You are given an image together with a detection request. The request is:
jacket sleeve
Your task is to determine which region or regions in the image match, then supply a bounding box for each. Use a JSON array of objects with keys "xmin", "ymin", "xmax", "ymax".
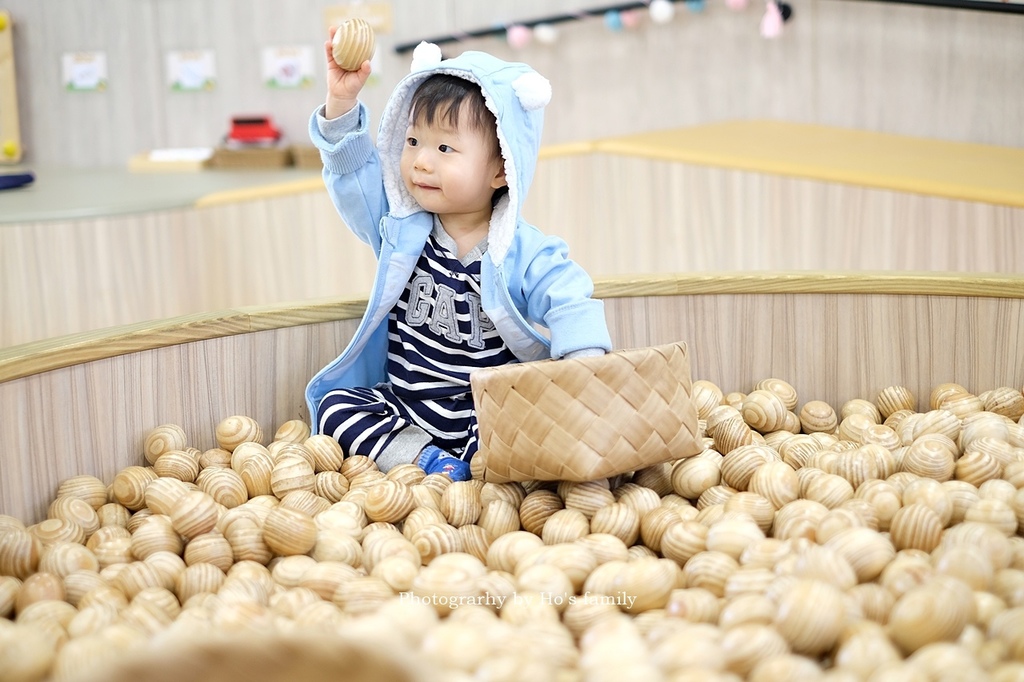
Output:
[
  {"xmin": 309, "ymin": 103, "xmax": 388, "ymax": 255},
  {"xmin": 520, "ymin": 234, "xmax": 613, "ymax": 358}
]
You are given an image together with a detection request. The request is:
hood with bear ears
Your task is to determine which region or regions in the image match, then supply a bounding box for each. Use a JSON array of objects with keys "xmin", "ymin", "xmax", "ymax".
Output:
[{"xmin": 376, "ymin": 42, "xmax": 551, "ymax": 265}]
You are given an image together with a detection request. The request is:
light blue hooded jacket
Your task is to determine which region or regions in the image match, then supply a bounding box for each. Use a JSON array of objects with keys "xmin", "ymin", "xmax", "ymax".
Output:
[{"xmin": 304, "ymin": 47, "xmax": 612, "ymax": 431}]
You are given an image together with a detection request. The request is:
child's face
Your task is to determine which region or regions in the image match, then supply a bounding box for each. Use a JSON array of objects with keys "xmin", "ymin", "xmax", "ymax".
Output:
[{"xmin": 400, "ymin": 104, "xmax": 507, "ymax": 225}]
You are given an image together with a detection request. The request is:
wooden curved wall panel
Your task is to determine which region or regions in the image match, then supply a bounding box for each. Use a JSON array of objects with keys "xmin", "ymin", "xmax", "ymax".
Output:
[
  {"xmin": 2, "ymin": 274, "xmax": 1023, "ymax": 523},
  {"xmin": 4, "ymin": 156, "xmax": 1023, "ymax": 349},
  {"xmin": 526, "ymin": 155, "xmax": 1024, "ymax": 276}
]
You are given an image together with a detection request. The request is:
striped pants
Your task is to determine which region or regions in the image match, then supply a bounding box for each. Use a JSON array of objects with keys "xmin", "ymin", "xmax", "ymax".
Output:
[{"xmin": 316, "ymin": 385, "xmax": 479, "ymax": 467}]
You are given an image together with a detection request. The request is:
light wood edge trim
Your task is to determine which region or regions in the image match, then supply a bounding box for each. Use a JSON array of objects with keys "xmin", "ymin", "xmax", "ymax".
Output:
[
  {"xmin": 194, "ymin": 177, "xmax": 326, "ymax": 208},
  {"xmin": 537, "ymin": 141, "xmax": 598, "ymax": 160},
  {"xmin": 591, "ymin": 141, "xmax": 1024, "ymax": 209},
  {"xmin": 0, "ymin": 299, "xmax": 368, "ymax": 384},
  {"xmin": 593, "ymin": 272, "xmax": 1024, "ymax": 299},
  {"xmin": 3, "ymin": 272, "xmax": 1024, "ymax": 384}
]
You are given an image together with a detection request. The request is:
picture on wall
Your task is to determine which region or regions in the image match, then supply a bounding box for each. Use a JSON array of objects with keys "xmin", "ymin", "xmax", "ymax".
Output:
[
  {"xmin": 261, "ymin": 46, "xmax": 315, "ymax": 89},
  {"xmin": 61, "ymin": 51, "xmax": 107, "ymax": 92},
  {"xmin": 166, "ymin": 50, "xmax": 217, "ymax": 91}
]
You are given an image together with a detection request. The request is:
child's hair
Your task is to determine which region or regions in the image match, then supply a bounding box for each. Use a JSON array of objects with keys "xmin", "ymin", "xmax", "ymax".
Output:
[{"xmin": 410, "ymin": 74, "xmax": 498, "ymax": 150}]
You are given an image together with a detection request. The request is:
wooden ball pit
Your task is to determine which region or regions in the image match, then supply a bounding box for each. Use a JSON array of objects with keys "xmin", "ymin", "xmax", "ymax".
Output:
[{"xmin": 1, "ymin": 272, "xmax": 1024, "ymax": 681}]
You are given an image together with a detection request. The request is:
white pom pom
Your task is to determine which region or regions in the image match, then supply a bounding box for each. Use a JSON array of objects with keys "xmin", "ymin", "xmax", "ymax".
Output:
[
  {"xmin": 511, "ymin": 72, "xmax": 551, "ymax": 111},
  {"xmin": 650, "ymin": 0, "xmax": 676, "ymax": 23},
  {"xmin": 410, "ymin": 42, "xmax": 443, "ymax": 72}
]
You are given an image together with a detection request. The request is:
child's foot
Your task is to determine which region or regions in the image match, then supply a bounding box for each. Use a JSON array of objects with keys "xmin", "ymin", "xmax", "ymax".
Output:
[{"xmin": 417, "ymin": 445, "xmax": 472, "ymax": 481}]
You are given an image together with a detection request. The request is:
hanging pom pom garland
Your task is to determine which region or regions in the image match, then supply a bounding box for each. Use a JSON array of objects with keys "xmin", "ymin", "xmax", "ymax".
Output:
[
  {"xmin": 649, "ymin": 0, "xmax": 676, "ymax": 24},
  {"xmin": 533, "ymin": 23, "xmax": 559, "ymax": 44},
  {"xmin": 393, "ymin": 0, "xmax": 797, "ymax": 55},
  {"xmin": 759, "ymin": 0, "xmax": 793, "ymax": 38},
  {"xmin": 760, "ymin": 0, "xmax": 782, "ymax": 37},
  {"xmin": 604, "ymin": 10, "xmax": 625, "ymax": 32},
  {"xmin": 506, "ymin": 24, "xmax": 532, "ymax": 49},
  {"xmin": 620, "ymin": 9, "xmax": 644, "ymax": 28}
]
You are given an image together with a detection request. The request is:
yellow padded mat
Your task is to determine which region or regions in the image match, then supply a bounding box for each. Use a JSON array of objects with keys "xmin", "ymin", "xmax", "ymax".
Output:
[{"xmin": 593, "ymin": 120, "xmax": 1024, "ymax": 208}]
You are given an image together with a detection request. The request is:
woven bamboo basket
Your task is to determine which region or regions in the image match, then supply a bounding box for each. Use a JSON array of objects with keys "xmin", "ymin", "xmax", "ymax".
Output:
[{"xmin": 470, "ymin": 342, "xmax": 702, "ymax": 483}]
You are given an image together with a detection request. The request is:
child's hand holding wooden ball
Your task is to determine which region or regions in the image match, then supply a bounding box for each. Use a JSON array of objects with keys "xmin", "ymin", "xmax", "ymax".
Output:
[{"xmin": 332, "ymin": 18, "xmax": 375, "ymax": 71}]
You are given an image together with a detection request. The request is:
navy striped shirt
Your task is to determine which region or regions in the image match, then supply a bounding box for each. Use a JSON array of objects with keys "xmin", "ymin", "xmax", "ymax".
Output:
[{"xmin": 386, "ymin": 221, "xmax": 517, "ymax": 429}]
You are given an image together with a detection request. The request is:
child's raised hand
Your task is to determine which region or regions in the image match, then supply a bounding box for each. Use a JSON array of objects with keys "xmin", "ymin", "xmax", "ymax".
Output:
[{"xmin": 324, "ymin": 26, "xmax": 372, "ymax": 119}]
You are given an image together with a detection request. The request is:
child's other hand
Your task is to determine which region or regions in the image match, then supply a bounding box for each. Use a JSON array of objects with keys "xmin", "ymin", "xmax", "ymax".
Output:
[{"xmin": 324, "ymin": 25, "xmax": 372, "ymax": 119}]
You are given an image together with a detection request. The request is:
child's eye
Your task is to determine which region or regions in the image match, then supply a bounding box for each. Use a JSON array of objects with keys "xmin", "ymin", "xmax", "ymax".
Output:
[
  {"xmin": 438, "ymin": 144, "xmax": 452, "ymax": 153},
  {"xmin": 407, "ymin": 137, "xmax": 418, "ymax": 147}
]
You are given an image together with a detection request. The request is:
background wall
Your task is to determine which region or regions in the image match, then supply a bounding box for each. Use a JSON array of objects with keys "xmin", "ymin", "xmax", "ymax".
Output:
[{"xmin": 2, "ymin": 0, "xmax": 1023, "ymax": 169}]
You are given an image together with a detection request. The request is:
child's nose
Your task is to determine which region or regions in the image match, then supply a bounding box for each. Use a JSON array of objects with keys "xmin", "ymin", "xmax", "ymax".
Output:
[{"xmin": 413, "ymin": 148, "xmax": 432, "ymax": 171}]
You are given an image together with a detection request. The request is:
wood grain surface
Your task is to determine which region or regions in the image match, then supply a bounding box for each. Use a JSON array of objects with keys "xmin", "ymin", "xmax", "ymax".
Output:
[{"xmin": 3, "ymin": 273, "xmax": 1024, "ymax": 522}]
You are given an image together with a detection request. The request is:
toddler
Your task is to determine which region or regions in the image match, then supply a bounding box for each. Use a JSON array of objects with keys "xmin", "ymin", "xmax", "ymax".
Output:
[{"xmin": 304, "ymin": 34, "xmax": 611, "ymax": 481}]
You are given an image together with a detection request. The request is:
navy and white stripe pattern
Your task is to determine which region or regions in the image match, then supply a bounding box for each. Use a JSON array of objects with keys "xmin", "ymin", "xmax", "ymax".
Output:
[{"xmin": 318, "ymin": 223, "xmax": 516, "ymax": 462}]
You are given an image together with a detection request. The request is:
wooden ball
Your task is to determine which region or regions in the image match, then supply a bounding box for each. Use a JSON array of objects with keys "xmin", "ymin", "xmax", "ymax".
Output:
[
  {"xmin": 130, "ymin": 515, "xmax": 183, "ymax": 560},
  {"xmin": 263, "ymin": 507, "xmax": 317, "ymax": 556},
  {"xmin": 175, "ymin": 562, "xmax": 227, "ymax": 604},
  {"xmin": 169, "ymin": 489, "xmax": 221, "ymax": 540},
  {"xmin": 520, "ymin": 489, "xmax": 569, "ymax": 536},
  {"xmin": 889, "ymin": 503, "xmax": 944, "ymax": 553},
  {"xmin": 477, "ymin": 499, "xmax": 521, "ymax": 540},
  {"xmin": 486, "ymin": 531, "xmax": 544, "ymax": 574},
  {"xmin": 772, "ymin": 578, "xmax": 847, "ymax": 655},
  {"xmin": 216, "ymin": 415, "xmax": 264, "ymax": 452},
  {"xmin": 671, "ymin": 456, "xmax": 722, "ymax": 500},
  {"xmin": 15, "ymin": 572, "xmax": 65, "ymax": 615},
  {"xmin": 691, "ymin": 380, "xmax": 724, "ymax": 420},
  {"xmin": 562, "ymin": 481, "xmax": 615, "ymax": 520},
  {"xmin": 939, "ymin": 391, "xmax": 984, "ymax": 420},
  {"xmin": 363, "ymin": 480, "xmax": 416, "ymax": 524},
  {"xmin": 270, "ymin": 454, "xmax": 316, "ymax": 499},
  {"xmin": 47, "ymin": 496, "xmax": 101, "ymax": 539},
  {"xmin": 340, "ymin": 454, "xmax": 378, "ymax": 480},
  {"xmin": 825, "ymin": 527, "xmax": 896, "ymax": 582},
  {"xmin": 754, "ymin": 377, "xmax": 799, "ymax": 412},
  {"xmin": 144, "ymin": 476, "xmax": 191, "ymax": 516},
  {"xmin": 984, "ymin": 386, "xmax": 1024, "ymax": 420},
  {"xmin": 332, "ymin": 18, "xmax": 375, "ymax": 71},
  {"xmin": 741, "ymin": 390, "xmax": 790, "ymax": 434},
  {"xmin": 143, "ymin": 423, "xmax": 188, "ymax": 465},
  {"xmin": 877, "ymin": 385, "xmax": 916, "ymax": 418},
  {"xmin": 196, "ymin": 467, "xmax": 248, "ymax": 509},
  {"xmin": 273, "ymin": 419, "xmax": 311, "ymax": 444},
  {"xmin": 0, "ymin": 529, "xmax": 41, "ymax": 579},
  {"xmin": 54, "ymin": 475, "xmax": 109, "ymax": 510},
  {"xmin": 440, "ymin": 481, "xmax": 483, "ymax": 527},
  {"xmin": 412, "ymin": 523, "xmax": 463, "ymax": 564},
  {"xmin": 612, "ymin": 482, "xmax": 661, "ymax": 518},
  {"xmin": 903, "ymin": 437, "xmax": 956, "ymax": 482},
  {"xmin": 713, "ymin": 417, "xmax": 756, "ymax": 455},
  {"xmin": 799, "ymin": 400, "xmax": 838, "ymax": 434},
  {"xmin": 111, "ymin": 465, "xmax": 159, "ymax": 511},
  {"xmin": 153, "ymin": 449, "xmax": 201, "ymax": 483},
  {"xmin": 887, "ymin": 577, "xmax": 974, "ymax": 654}
]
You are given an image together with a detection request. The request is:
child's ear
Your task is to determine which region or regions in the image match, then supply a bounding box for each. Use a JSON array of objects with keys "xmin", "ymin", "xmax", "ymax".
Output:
[{"xmin": 491, "ymin": 161, "xmax": 507, "ymax": 189}]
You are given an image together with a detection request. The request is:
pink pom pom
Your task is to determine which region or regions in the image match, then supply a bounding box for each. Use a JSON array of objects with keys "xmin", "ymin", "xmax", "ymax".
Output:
[
  {"xmin": 620, "ymin": 9, "xmax": 643, "ymax": 28},
  {"xmin": 725, "ymin": 0, "xmax": 749, "ymax": 10},
  {"xmin": 760, "ymin": 1, "xmax": 783, "ymax": 38},
  {"xmin": 506, "ymin": 24, "xmax": 532, "ymax": 49}
]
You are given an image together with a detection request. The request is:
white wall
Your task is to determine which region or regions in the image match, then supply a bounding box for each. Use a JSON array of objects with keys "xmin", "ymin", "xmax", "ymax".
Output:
[{"xmin": 3, "ymin": 0, "xmax": 1023, "ymax": 168}]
